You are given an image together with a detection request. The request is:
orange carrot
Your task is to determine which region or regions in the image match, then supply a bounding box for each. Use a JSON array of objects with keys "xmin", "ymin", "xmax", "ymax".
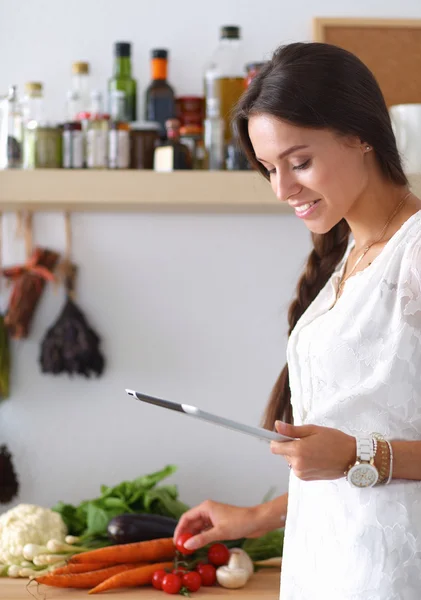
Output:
[
  {"xmin": 35, "ymin": 564, "xmax": 138, "ymax": 588},
  {"xmin": 88, "ymin": 561, "xmax": 174, "ymax": 594},
  {"xmin": 69, "ymin": 537, "xmax": 176, "ymax": 565},
  {"xmin": 51, "ymin": 563, "xmax": 113, "ymax": 575}
]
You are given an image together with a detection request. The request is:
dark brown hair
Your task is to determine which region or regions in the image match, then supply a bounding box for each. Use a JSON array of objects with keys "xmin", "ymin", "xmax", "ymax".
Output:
[{"xmin": 232, "ymin": 42, "xmax": 408, "ymax": 428}]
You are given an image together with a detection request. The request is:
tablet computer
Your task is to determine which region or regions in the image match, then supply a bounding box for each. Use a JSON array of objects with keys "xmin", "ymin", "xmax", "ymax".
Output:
[{"xmin": 125, "ymin": 389, "xmax": 293, "ymax": 444}]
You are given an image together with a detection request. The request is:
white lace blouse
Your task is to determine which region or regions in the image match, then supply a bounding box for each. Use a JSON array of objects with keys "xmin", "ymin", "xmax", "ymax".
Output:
[{"xmin": 280, "ymin": 210, "xmax": 421, "ymax": 599}]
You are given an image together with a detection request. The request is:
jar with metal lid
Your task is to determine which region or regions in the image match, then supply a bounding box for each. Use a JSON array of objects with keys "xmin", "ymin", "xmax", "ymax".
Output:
[
  {"xmin": 23, "ymin": 121, "xmax": 62, "ymax": 169},
  {"xmin": 130, "ymin": 121, "xmax": 160, "ymax": 169}
]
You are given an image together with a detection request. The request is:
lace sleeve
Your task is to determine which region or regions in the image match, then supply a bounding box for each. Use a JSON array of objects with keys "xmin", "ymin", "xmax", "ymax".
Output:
[{"xmin": 397, "ymin": 234, "xmax": 421, "ymax": 320}]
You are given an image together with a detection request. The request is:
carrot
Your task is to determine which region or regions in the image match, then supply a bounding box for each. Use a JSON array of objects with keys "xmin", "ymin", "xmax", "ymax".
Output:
[
  {"xmin": 35, "ymin": 564, "xmax": 139, "ymax": 588},
  {"xmin": 69, "ymin": 537, "xmax": 176, "ymax": 565},
  {"xmin": 51, "ymin": 563, "xmax": 113, "ymax": 575},
  {"xmin": 88, "ymin": 561, "xmax": 173, "ymax": 594}
]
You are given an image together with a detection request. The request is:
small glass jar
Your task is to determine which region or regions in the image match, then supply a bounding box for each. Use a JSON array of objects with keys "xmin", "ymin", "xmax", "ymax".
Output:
[
  {"xmin": 62, "ymin": 121, "xmax": 84, "ymax": 168},
  {"xmin": 23, "ymin": 121, "xmax": 62, "ymax": 169},
  {"xmin": 130, "ymin": 121, "xmax": 160, "ymax": 169}
]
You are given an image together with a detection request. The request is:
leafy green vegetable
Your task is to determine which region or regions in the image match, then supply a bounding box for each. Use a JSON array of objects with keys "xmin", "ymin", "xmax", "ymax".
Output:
[
  {"xmin": 52, "ymin": 465, "xmax": 188, "ymax": 542},
  {"xmin": 242, "ymin": 529, "xmax": 284, "ymax": 561}
]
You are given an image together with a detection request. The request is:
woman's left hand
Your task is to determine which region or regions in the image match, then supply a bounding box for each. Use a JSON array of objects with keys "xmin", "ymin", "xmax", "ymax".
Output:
[{"xmin": 271, "ymin": 421, "xmax": 356, "ymax": 481}]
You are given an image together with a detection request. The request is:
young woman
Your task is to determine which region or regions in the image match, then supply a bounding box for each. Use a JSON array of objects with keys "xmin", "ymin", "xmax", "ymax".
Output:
[{"xmin": 174, "ymin": 42, "xmax": 421, "ymax": 598}]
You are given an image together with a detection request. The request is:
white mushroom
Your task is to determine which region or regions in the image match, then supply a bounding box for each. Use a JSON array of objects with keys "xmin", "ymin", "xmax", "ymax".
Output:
[
  {"xmin": 228, "ymin": 548, "xmax": 254, "ymax": 577},
  {"xmin": 216, "ymin": 550, "xmax": 254, "ymax": 589}
]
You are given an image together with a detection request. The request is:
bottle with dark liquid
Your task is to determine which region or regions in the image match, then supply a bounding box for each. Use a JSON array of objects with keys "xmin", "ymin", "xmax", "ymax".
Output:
[
  {"xmin": 145, "ymin": 49, "xmax": 175, "ymax": 138},
  {"xmin": 153, "ymin": 118, "xmax": 192, "ymax": 171}
]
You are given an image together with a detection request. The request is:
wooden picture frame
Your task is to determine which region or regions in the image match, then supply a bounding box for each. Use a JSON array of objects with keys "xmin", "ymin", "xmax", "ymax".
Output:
[{"xmin": 313, "ymin": 18, "xmax": 421, "ymax": 107}]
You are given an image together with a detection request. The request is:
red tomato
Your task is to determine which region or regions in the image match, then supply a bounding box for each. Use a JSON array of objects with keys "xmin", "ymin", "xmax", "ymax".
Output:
[
  {"xmin": 182, "ymin": 571, "xmax": 202, "ymax": 592},
  {"xmin": 152, "ymin": 569, "xmax": 167, "ymax": 590},
  {"xmin": 162, "ymin": 573, "xmax": 182, "ymax": 594},
  {"xmin": 175, "ymin": 532, "xmax": 195, "ymax": 555},
  {"xmin": 196, "ymin": 563, "xmax": 216, "ymax": 586},
  {"xmin": 207, "ymin": 543, "xmax": 230, "ymax": 566}
]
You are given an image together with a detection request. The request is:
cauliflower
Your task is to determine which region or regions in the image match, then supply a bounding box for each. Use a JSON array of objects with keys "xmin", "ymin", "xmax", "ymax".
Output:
[{"xmin": 0, "ymin": 504, "xmax": 67, "ymax": 565}]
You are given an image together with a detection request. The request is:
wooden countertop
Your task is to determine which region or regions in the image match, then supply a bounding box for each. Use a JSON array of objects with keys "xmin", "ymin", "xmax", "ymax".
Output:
[{"xmin": 0, "ymin": 563, "xmax": 281, "ymax": 599}]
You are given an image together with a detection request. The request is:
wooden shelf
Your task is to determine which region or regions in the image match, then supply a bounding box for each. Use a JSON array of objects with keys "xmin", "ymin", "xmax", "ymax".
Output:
[
  {"xmin": 1, "ymin": 170, "xmax": 420, "ymax": 213},
  {"xmin": 0, "ymin": 170, "xmax": 285, "ymax": 213}
]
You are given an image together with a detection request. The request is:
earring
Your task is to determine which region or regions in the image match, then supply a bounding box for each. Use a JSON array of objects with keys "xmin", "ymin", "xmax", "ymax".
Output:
[{"xmin": 365, "ymin": 145, "xmax": 372, "ymax": 152}]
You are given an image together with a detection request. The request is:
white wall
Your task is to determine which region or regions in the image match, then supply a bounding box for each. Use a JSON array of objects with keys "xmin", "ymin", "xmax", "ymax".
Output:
[{"xmin": 1, "ymin": 0, "xmax": 421, "ymax": 516}]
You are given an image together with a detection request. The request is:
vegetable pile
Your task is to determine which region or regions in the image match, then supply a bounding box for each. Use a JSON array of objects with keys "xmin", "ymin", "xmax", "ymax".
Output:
[{"xmin": 0, "ymin": 463, "xmax": 284, "ymax": 595}]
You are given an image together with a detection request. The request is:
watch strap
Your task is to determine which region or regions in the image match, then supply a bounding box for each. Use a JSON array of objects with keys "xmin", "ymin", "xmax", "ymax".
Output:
[{"xmin": 357, "ymin": 437, "xmax": 373, "ymax": 462}]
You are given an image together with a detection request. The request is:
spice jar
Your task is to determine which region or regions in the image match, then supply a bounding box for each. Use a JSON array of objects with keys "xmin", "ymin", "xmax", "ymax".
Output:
[
  {"xmin": 23, "ymin": 121, "xmax": 62, "ymax": 169},
  {"xmin": 62, "ymin": 121, "xmax": 84, "ymax": 168},
  {"xmin": 86, "ymin": 115, "xmax": 109, "ymax": 169},
  {"xmin": 130, "ymin": 121, "xmax": 160, "ymax": 169},
  {"xmin": 176, "ymin": 96, "xmax": 204, "ymax": 127}
]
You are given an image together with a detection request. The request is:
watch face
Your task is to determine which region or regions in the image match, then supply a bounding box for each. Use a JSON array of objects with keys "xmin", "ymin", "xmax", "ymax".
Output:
[{"xmin": 349, "ymin": 464, "xmax": 378, "ymax": 488}]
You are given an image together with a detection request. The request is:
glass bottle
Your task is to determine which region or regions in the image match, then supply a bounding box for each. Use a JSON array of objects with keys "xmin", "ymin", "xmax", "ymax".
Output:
[
  {"xmin": 204, "ymin": 26, "xmax": 245, "ymax": 144},
  {"xmin": 22, "ymin": 82, "xmax": 44, "ymax": 124},
  {"xmin": 66, "ymin": 62, "xmax": 90, "ymax": 120},
  {"xmin": 86, "ymin": 115, "xmax": 109, "ymax": 169},
  {"xmin": 108, "ymin": 89, "xmax": 130, "ymax": 169},
  {"xmin": 0, "ymin": 85, "xmax": 23, "ymax": 169},
  {"xmin": 108, "ymin": 42, "xmax": 137, "ymax": 122},
  {"xmin": 145, "ymin": 49, "xmax": 175, "ymax": 139},
  {"xmin": 153, "ymin": 118, "xmax": 192, "ymax": 171},
  {"xmin": 204, "ymin": 98, "xmax": 224, "ymax": 170}
]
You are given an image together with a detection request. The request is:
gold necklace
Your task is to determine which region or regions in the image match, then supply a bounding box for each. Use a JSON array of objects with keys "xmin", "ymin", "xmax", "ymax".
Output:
[{"xmin": 337, "ymin": 190, "xmax": 411, "ymax": 299}]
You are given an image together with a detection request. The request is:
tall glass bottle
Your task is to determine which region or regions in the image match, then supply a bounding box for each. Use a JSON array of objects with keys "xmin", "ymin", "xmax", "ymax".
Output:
[
  {"xmin": 0, "ymin": 85, "xmax": 23, "ymax": 169},
  {"xmin": 145, "ymin": 49, "xmax": 175, "ymax": 139},
  {"xmin": 205, "ymin": 26, "xmax": 245, "ymax": 144},
  {"xmin": 204, "ymin": 98, "xmax": 224, "ymax": 170},
  {"xmin": 108, "ymin": 42, "xmax": 137, "ymax": 122},
  {"xmin": 22, "ymin": 82, "xmax": 44, "ymax": 124},
  {"xmin": 66, "ymin": 62, "xmax": 90, "ymax": 121}
]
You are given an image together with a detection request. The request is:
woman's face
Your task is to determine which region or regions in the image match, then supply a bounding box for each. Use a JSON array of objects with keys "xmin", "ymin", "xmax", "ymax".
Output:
[{"xmin": 248, "ymin": 114, "xmax": 370, "ymax": 234}]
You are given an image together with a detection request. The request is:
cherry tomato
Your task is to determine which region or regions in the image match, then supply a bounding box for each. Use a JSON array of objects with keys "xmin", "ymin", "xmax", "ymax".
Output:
[
  {"xmin": 175, "ymin": 532, "xmax": 195, "ymax": 555},
  {"xmin": 162, "ymin": 573, "xmax": 182, "ymax": 594},
  {"xmin": 182, "ymin": 571, "xmax": 202, "ymax": 592},
  {"xmin": 152, "ymin": 569, "xmax": 167, "ymax": 590},
  {"xmin": 207, "ymin": 543, "xmax": 230, "ymax": 566},
  {"xmin": 196, "ymin": 563, "xmax": 216, "ymax": 586}
]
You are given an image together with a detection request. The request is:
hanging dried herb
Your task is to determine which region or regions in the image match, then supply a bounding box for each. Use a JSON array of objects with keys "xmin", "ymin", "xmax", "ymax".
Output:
[
  {"xmin": 0, "ymin": 445, "xmax": 19, "ymax": 504},
  {"xmin": 0, "ymin": 314, "xmax": 10, "ymax": 399},
  {"xmin": 3, "ymin": 247, "xmax": 59, "ymax": 339},
  {"xmin": 39, "ymin": 262, "xmax": 105, "ymax": 377}
]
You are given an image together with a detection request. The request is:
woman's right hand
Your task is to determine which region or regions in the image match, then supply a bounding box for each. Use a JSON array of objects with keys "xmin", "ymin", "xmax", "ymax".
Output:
[{"xmin": 173, "ymin": 500, "xmax": 268, "ymax": 552}]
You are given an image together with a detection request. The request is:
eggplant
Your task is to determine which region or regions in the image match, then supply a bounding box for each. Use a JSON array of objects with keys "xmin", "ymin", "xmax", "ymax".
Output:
[{"xmin": 107, "ymin": 513, "xmax": 178, "ymax": 544}]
